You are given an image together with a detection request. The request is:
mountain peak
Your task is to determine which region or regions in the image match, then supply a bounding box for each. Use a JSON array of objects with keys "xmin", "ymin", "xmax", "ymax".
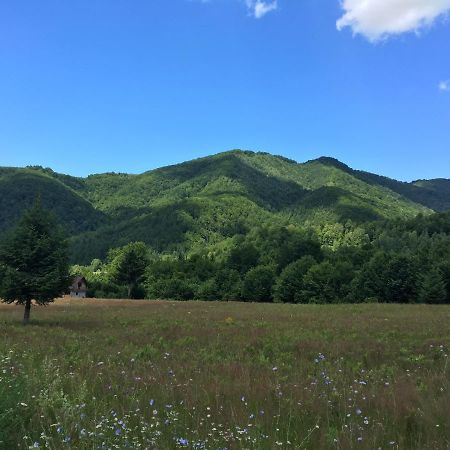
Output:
[{"xmin": 313, "ymin": 157, "xmax": 352, "ymax": 172}]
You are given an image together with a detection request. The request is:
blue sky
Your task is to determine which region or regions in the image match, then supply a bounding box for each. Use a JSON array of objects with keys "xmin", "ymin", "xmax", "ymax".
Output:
[{"xmin": 0, "ymin": 0, "xmax": 449, "ymax": 181}]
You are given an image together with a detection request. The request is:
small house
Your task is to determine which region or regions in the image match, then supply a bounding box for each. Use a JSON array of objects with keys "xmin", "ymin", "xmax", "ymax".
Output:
[{"xmin": 70, "ymin": 276, "xmax": 88, "ymax": 298}]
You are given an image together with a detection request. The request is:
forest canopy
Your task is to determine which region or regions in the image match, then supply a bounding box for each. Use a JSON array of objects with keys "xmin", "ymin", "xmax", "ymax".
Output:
[{"xmin": 71, "ymin": 213, "xmax": 450, "ymax": 304}]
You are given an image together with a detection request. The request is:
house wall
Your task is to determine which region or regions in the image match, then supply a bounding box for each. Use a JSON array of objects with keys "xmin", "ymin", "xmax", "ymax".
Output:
[{"xmin": 70, "ymin": 291, "xmax": 87, "ymax": 298}]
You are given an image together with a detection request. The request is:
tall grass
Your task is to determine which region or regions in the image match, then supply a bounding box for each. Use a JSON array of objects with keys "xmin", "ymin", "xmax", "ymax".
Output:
[{"xmin": 0, "ymin": 299, "xmax": 449, "ymax": 449}]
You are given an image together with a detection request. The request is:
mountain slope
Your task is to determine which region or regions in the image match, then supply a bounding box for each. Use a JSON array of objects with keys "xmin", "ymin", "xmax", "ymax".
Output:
[
  {"xmin": 0, "ymin": 167, "xmax": 108, "ymax": 236},
  {"xmin": 0, "ymin": 151, "xmax": 448, "ymax": 263}
]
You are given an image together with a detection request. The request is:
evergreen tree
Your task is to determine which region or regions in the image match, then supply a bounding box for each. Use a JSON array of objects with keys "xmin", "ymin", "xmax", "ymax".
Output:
[
  {"xmin": 417, "ymin": 267, "xmax": 447, "ymax": 304},
  {"xmin": 108, "ymin": 242, "xmax": 149, "ymax": 298},
  {"xmin": 0, "ymin": 201, "xmax": 69, "ymax": 324}
]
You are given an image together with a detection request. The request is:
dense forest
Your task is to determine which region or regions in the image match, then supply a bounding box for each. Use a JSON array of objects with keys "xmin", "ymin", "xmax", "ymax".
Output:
[
  {"xmin": 1, "ymin": 150, "xmax": 450, "ymax": 304},
  {"xmin": 71, "ymin": 212, "xmax": 450, "ymax": 303}
]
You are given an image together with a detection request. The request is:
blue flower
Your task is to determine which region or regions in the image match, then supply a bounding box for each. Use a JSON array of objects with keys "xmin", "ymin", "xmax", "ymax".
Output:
[
  {"xmin": 149, "ymin": 399, "xmax": 155, "ymax": 406},
  {"xmin": 176, "ymin": 437, "xmax": 189, "ymax": 446},
  {"xmin": 115, "ymin": 428, "xmax": 122, "ymax": 436}
]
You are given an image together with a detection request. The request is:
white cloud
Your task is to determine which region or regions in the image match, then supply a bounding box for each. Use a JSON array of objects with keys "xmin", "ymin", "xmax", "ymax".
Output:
[
  {"xmin": 337, "ymin": 0, "xmax": 450, "ymax": 41},
  {"xmin": 246, "ymin": 0, "xmax": 277, "ymax": 19},
  {"xmin": 439, "ymin": 80, "xmax": 450, "ymax": 91}
]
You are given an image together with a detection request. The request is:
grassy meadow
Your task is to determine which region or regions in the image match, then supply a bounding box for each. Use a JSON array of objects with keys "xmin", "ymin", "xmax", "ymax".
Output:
[{"xmin": 0, "ymin": 299, "xmax": 449, "ymax": 450}]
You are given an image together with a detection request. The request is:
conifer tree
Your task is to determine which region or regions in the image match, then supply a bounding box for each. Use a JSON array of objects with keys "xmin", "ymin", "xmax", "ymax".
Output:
[
  {"xmin": 108, "ymin": 242, "xmax": 149, "ymax": 298},
  {"xmin": 417, "ymin": 267, "xmax": 447, "ymax": 304},
  {"xmin": 0, "ymin": 201, "xmax": 69, "ymax": 324}
]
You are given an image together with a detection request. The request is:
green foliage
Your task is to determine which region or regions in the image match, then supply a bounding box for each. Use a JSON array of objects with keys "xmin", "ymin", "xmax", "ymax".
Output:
[
  {"xmin": 108, "ymin": 242, "xmax": 150, "ymax": 298},
  {"xmin": 0, "ymin": 354, "xmax": 30, "ymax": 448},
  {"xmin": 70, "ymin": 210, "xmax": 450, "ymax": 305},
  {"xmin": 0, "ymin": 202, "xmax": 69, "ymax": 312},
  {"xmin": 241, "ymin": 265, "xmax": 276, "ymax": 302},
  {"xmin": 418, "ymin": 268, "xmax": 447, "ymax": 304},
  {"xmin": 1, "ymin": 151, "xmax": 448, "ymax": 264},
  {"xmin": 227, "ymin": 240, "xmax": 260, "ymax": 274},
  {"xmin": 299, "ymin": 260, "xmax": 354, "ymax": 304},
  {"xmin": 3, "ymin": 151, "xmax": 448, "ymax": 305},
  {"xmin": 274, "ymin": 256, "xmax": 317, "ymax": 303}
]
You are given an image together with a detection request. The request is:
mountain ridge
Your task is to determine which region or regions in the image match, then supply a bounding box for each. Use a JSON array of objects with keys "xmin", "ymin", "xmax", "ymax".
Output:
[{"xmin": 1, "ymin": 150, "xmax": 449, "ymax": 263}]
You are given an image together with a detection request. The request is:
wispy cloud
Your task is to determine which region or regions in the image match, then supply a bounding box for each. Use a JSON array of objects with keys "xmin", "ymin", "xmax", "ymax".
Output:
[
  {"xmin": 246, "ymin": 0, "xmax": 277, "ymax": 19},
  {"xmin": 439, "ymin": 80, "xmax": 450, "ymax": 92},
  {"xmin": 337, "ymin": 0, "xmax": 450, "ymax": 42}
]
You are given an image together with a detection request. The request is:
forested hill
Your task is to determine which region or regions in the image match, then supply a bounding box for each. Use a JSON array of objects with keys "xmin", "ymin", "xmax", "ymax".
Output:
[{"xmin": 1, "ymin": 150, "xmax": 449, "ymax": 263}]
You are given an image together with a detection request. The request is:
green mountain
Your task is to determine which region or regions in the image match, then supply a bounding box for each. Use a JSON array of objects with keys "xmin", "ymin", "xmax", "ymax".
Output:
[{"xmin": 1, "ymin": 150, "xmax": 448, "ymax": 263}]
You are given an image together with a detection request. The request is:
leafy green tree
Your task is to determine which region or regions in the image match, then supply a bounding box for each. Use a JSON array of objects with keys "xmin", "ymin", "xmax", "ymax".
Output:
[
  {"xmin": 254, "ymin": 226, "xmax": 322, "ymax": 272},
  {"xmin": 383, "ymin": 256, "xmax": 418, "ymax": 303},
  {"xmin": 108, "ymin": 242, "xmax": 149, "ymax": 298},
  {"xmin": 227, "ymin": 240, "xmax": 260, "ymax": 274},
  {"xmin": 351, "ymin": 253, "xmax": 418, "ymax": 303},
  {"xmin": 90, "ymin": 258, "xmax": 103, "ymax": 272},
  {"xmin": 274, "ymin": 256, "xmax": 316, "ymax": 303},
  {"xmin": 417, "ymin": 267, "xmax": 447, "ymax": 304},
  {"xmin": 214, "ymin": 268, "xmax": 242, "ymax": 301},
  {"xmin": 299, "ymin": 260, "xmax": 354, "ymax": 304},
  {"xmin": 241, "ymin": 265, "xmax": 276, "ymax": 302},
  {"xmin": 0, "ymin": 201, "xmax": 69, "ymax": 324}
]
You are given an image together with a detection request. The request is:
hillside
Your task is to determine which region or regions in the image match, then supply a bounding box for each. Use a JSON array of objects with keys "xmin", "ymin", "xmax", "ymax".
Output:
[{"xmin": 0, "ymin": 151, "xmax": 448, "ymax": 263}]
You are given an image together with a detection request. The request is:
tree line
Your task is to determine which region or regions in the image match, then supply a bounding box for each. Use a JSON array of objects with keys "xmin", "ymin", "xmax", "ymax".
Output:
[
  {"xmin": 72, "ymin": 213, "xmax": 450, "ymax": 304},
  {"xmin": 1, "ymin": 202, "xmax": 450, "ymax": 325}
]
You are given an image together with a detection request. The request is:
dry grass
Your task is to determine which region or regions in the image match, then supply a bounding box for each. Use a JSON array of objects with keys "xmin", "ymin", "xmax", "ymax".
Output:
[{"xmin": 0, "ymin": 299, "xmax": 449, "ymax": 449}]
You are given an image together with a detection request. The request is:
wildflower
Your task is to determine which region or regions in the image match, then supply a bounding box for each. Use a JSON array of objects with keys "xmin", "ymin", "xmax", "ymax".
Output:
[
  {"xmin": 149, "ymin": 399, "xmax": 155, "ymax": 406},
  {"xmin": 176, "ymin": 437, "xmax": 189, "ymax": 446},
  {"xmin": 272, "ymin": 366, "xmax": 278, "ymax": 371},
  {"xmin": 32, "ymin": 443, "xmax": 40, "ymax": 448},
  {"xmin": 114, "ymin": 428, "xmax": 122, "ymax": 436},
  {"xmin": 356, "ymin": 408, "xmax": 362, "ymax": 415},
  {"xmin": 357, "ymin": 437, "xmax": 363, "ymax": 442}
]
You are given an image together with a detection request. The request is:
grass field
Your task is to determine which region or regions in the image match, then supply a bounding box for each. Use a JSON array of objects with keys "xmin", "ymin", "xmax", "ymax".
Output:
[{"xmin": 0, "ymin": 299, "xmax": 449, "ymax": 450}]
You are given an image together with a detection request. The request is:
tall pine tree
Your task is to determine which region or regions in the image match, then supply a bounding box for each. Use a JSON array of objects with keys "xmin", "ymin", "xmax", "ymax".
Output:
[
  {"xmin": 417, "ymin": 267, "xmax": 447, "ymax": 304},
  {"xmin": 0, "ymin": 200, "xmax": 69, "ymax": 324}
]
